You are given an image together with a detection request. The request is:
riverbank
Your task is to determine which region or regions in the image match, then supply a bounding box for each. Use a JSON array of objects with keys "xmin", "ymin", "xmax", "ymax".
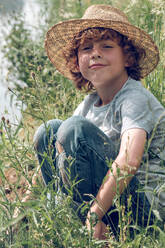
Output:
[{"xmin": 0, "ymin": 0, "xmax": 44, "ymax": 124}]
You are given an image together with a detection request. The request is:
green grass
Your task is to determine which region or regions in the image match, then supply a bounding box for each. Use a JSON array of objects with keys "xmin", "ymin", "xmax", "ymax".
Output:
[{"xmin": 0, "ymin": 0, "xmax": 165, "ymax": 247}]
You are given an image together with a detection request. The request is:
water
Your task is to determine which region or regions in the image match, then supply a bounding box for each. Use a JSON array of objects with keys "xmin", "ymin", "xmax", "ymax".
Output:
[{"xmin": 0, "ymin": 0, "xmax": 42, "ymax": 125}]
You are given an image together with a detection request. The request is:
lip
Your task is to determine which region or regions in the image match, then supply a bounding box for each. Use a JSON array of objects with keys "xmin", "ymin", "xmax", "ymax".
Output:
[{"xmin": 89, "ymin": 64, "xmax": 106, "ymax": 69}]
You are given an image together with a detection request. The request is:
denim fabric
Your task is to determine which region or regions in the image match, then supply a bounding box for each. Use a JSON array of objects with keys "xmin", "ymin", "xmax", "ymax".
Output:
[
  {"xmin": 34, "ymin": 116, "xmax": 155, "ymax": 236},
  {"xmin": 33, "ymin": 119, "xmax": 62, "ymax": 185}
]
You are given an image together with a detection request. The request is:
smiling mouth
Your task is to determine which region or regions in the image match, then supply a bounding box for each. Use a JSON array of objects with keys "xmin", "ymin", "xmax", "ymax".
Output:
[{"xmin": 89, "ymin": 64, "xmax": 106, "ymax": 69}]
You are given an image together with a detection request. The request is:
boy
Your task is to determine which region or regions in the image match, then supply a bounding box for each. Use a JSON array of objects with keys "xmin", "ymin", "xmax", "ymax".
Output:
[{"xmin": 34, "ymin": 5, "xmax": 165, "ymax": 239}]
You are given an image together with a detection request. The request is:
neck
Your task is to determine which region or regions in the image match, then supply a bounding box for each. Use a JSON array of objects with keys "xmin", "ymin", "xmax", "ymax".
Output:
[{"xmin": 96, "ymin": 76, "xmax": 129, "ymax": 106}]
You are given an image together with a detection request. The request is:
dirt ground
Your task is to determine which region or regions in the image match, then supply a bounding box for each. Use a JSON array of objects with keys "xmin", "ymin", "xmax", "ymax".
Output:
[{"xmin": 0, "ymin": 166, "xmax": 40, "ymax": 203}]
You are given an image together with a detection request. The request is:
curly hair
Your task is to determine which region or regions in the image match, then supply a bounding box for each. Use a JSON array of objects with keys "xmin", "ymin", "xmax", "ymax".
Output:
[{"xmin": 64, "ymin": 28, "xmax": 146, "ymax": 91}]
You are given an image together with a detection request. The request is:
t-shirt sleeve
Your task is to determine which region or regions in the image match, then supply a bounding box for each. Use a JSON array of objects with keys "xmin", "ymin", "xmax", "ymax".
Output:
[
  {"xmin": 121, "ymin": 93, "xmax": 154, "ymax": 135},
  {"xmin": 73, "ymin": 101, "xmax": 85, "ymax": 116},
  {"xmin": 73, "ymin": 93, "xmax": 97, "ymax": 117}
]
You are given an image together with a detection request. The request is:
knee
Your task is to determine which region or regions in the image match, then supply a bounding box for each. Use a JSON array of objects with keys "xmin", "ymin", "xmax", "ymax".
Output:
[
  {"xmin": 33, "ymin": 119, "xmax": 62, "ymax": 152},
  {"xmin": 56, "ymin": 116, "xmax": 93, "ymax": 154},
  {"xmin": 64, "ymin": 115, "xmax": 88, "ymax": 130},
  {"xmin": 56, "ymin": 116, "xmax": 88, "ymax": 141}
]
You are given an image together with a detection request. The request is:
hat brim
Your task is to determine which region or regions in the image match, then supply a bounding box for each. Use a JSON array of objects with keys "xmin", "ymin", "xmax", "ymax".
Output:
[{"xmin": 45, "ymin": 19, "xmax": 159, "ymax": 80}]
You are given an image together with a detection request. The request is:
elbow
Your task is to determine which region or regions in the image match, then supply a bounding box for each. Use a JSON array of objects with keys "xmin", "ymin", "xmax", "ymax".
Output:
[
  {"xmin": 114, "ymin": 154, "xmax": 141, "ymax": 177},
  {"xmin": 125, "ymin": 158, "xmax": 141, "ymax": 175}
]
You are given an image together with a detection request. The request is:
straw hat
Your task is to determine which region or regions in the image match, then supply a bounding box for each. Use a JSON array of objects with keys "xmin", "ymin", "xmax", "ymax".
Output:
[{"xmin": 45, "ymin": 4, "xmax": 159, "ymax": 80}]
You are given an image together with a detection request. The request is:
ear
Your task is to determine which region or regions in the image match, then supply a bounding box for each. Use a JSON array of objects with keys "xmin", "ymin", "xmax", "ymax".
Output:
[
  {"xmin": 125, "ymin": 61, "xmax": 130, "ymax": 67},
  {"xmin": 125, "ymin": 55, "xmax": 133, "ymax": 67}
]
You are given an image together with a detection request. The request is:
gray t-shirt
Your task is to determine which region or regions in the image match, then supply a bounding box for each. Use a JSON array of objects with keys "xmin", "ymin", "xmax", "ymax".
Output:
[{"xmin": 73, "ymin": 77, "xmax": 165, "ymax": 221}]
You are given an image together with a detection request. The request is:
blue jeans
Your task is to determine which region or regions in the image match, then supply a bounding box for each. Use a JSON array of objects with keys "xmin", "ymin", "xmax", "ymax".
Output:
[{"xmin": 34, "ymin": 116, "xmax": 155, "ymax": 236}]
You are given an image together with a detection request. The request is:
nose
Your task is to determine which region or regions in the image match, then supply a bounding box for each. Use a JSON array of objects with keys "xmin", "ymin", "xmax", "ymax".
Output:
[{"xmin": 91, "ymin": 45, "xmax": 101, "ymax": 59}]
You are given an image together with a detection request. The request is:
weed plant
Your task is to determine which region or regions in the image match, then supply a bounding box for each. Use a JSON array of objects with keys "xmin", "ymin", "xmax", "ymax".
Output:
[{"xmin": 0, "ymin": 0, "xmax": 165, "ymax": 247}]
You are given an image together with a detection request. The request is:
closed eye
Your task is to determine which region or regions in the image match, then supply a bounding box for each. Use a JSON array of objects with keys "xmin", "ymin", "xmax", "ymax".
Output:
[
  {"xmin": 82, "ymin": 46, "xmax": 92, "ymax": 50},
  {"xmin": 103, "ymin": 45, "xmax": 113, "ymax": 48}
]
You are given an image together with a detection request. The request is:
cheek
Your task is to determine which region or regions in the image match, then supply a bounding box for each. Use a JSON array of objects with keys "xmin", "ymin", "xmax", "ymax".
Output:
[
  {"xmin": 113, "ymin": 52, "xmax": 128, "ymax": 68},
  {"xmin": 120, "ymin": 52, "xmax": 128, "ymax": 67},
  {"xmin": 78, "ymin": 55, "xmax": 88, "ymax": 73}
]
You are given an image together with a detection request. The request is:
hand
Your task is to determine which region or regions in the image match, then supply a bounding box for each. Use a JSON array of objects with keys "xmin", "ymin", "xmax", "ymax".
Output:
[
  {"xmin": 86, "ymin": 218, "xmax": 108, "ymax": 240},
  {"xmin": 56, "ymin": 141, "xmax": 64, "ymax": 153}
]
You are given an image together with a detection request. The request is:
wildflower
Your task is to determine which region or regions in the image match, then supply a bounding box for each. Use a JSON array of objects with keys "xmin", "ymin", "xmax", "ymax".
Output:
[{"xmin": 31, "ymin": 71, "xmax": 36, "ymax": 80}]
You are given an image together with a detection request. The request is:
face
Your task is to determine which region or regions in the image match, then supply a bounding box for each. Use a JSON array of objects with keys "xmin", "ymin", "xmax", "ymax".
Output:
[{"xmin": 77, "ymin": 38, "xmax": 129, "ymax": 90}]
